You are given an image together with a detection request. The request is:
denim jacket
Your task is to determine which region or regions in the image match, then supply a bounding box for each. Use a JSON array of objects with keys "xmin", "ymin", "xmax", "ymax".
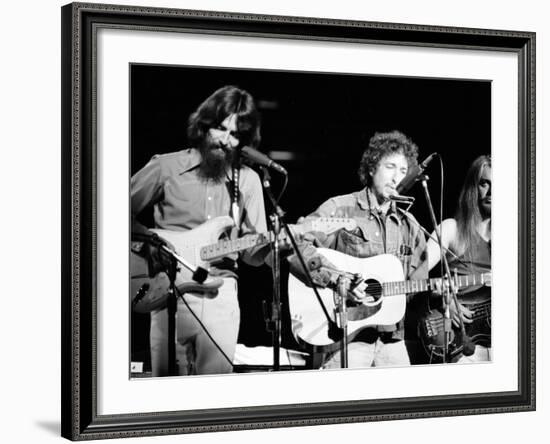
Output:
[{"xmin": 288, "ymin": 188, "xmax": 428, "ymax": 339}]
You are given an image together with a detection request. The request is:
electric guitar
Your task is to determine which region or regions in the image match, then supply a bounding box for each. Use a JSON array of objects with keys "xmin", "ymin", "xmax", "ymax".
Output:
[
  {"xmin": 287, "ymin": 248, "xmax": 492, "ymax": 353},
  {"xmin": 417, "ymin": 285, "xmax": 491, "ymax": 362},
  {"xmin": 131, "ymin": 216, "xmax": 356, "ymax": 313}
]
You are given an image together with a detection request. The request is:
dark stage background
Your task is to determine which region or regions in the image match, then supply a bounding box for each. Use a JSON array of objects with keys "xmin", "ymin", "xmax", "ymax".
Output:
[{"xmin": 130, "ymin": 64, "xmax": 491, "ymax": 368}]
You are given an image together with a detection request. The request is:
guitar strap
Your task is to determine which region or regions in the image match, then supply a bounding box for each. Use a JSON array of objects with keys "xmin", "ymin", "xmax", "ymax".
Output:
[
  {"xmin": 231, "ymin": 94, "xmax": 246, "ymax": 234},
  {"xmin": 224, "ymin": 163, "xmax": 245, "ymax": 238},
  {"xmin": 231, "ymin": 165, "xmax": 240, "ymax": 229}
]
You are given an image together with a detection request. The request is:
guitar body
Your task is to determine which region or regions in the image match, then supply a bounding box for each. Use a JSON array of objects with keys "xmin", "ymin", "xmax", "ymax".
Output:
[
  {"xmin": 130, "ymin": 216, "xmax": 233, "ymax": 313},
  {"xmin": 417, "ymin": 310, "xmax": 464, "ymax": 362},
  {"xmin": 462, "ymin": 290, "xmax": 492, "ymax": 347},
  {"xmin": 288, "ymin": 249, "xmax": 406, "ymax": 352},
  {"xmin": 418, "ymin": 288, "xmax": 491, "ymax": 362}
]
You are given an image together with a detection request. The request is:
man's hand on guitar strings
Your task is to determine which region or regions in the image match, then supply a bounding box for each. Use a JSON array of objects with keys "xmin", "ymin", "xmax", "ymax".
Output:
[
  {"xmin": 432, "ymin": 278, "xmax": 474, "ymax": 327},
  {"xmin": 346, "ymin": 274, "xmax": 370, "ymax": 304},
  {"xmin": 450, "ymin": 298, "xmax": 474, "ymax": 327}
]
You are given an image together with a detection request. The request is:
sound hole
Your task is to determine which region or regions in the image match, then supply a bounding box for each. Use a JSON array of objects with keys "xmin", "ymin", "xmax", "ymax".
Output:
[
  {"xmin": 363, "ymin": 279, "xmax": 382, "ymax": 304},
  {"xmin": 346, "ymin": 278, "xmax": 382, "ymax": 307},
  {"xmin": 346, "ymin": 278, "xmax": 383, "ymax": 320}
]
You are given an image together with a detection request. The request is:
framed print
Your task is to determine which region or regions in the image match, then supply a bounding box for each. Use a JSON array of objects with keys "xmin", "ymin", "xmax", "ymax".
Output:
[{"xmin": 61, "ymin": 2, "xmax": 535, "ymax": 440}]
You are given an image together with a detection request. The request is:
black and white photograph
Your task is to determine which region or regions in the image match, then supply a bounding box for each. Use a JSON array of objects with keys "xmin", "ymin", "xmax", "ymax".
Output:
[{"xmin": 129, "ymin": 64, "xmax": 492, "ymax": 378}]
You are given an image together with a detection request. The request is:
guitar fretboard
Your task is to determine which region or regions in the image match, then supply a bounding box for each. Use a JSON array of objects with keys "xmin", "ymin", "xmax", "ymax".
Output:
[
  {"xmin": 199, "ymin": 218, "xmax": 354, "ymax": 261},
  {"xmin": 382, "ymin": 273, "xmax": 491, "ymax": 296},
  {"xmin": 200, "ymin": 232, "xmax": 273, "ymax": 261}
]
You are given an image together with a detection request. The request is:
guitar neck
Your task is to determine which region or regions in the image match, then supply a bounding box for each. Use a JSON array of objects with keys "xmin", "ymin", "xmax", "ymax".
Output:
[
  {"xmin": 382, "ymin": 273, "xmax": 490, "ymax": 296},
  {"xmin": 199, "ymin": 218, "xmax": 353, "ymax": 261},
  {"xmin": 200, "ymin": 231, "xmax": 273, "ymax": 261}
]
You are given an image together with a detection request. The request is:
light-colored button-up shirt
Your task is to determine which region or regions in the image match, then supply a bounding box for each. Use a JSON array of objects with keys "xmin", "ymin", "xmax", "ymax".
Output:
[{"xmin": 131, "ymin": 148, "xmax": 268, "ymax": 273}]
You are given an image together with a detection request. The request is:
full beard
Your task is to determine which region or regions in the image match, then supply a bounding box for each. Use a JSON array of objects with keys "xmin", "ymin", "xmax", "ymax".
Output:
[{"xmin": 197, "ymin": 138, "xmax": 236, "ymax": 183}]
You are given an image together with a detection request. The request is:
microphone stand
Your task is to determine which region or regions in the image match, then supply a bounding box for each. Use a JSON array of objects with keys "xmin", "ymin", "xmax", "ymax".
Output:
[
  {"xmin": 419, "ymin": 175, "xmax": 460, "ymax": 363},
  {"xmin": 132, "ymin": 233, "xmax": 208, "ymax": 284},
  {"xmin": 162, "ymin": 245, "xmax": 212, "ymax": 375},
  {"xmin": 260, "ymin": 167, "xmax": 283, "ymax": 371},
  {"xmin": 157, "ymin": 245, "xmax": 208, "ymax": 376},
  {"xmin": 132, "ymin": 232, "xmax": 208, "ymax": 375},
  {"xmin": 334, "ymin": 276, "xmax": 350, "ymax": 368},
  {"xmin": 165, "ymin": 256, "xmax": 179, "ymax": 376},
  {"xmin": 260, "ymin": 167, "xmax": 341, "ymax": 370}
]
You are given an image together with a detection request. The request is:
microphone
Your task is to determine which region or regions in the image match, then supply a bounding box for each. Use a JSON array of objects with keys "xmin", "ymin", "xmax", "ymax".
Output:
[
  {"xmin": 396, "ymin": 152, "xmax": 438, "ymax": 194},
  {"xmin": 240, "ymin": 146, "xmax": 288, "ymax": 175},
  {"xmin": 132, "ymin": 232, "xmax": 208, "ymax": 283},
  {"xmin": 418, "ymin": 152, "xmax": 438, "ymax": 170}
]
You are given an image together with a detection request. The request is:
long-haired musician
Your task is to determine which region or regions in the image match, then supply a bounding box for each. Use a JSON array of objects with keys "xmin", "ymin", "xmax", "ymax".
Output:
[
  {"xmin": 131, "ymin": 86, "xmax": 267, "ymax": 376},
  {"xmin": 288, "ymin": 130, "xmax": 428, "ymax": 368},
  {"xmin": 425, "ymin": 155, "xmax": 492, "ymax": 362}
]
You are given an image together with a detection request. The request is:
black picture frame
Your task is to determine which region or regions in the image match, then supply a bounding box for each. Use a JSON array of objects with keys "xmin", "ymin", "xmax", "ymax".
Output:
[{"xmin": 61, "ymin": 2, "xmax": 535, "ymax": 440}]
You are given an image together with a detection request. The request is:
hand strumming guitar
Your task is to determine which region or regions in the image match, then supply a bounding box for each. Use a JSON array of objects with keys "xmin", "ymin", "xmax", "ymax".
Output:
[{"xmin": 432, "ymin": 278, "xmax": 473, "ymax": 327}]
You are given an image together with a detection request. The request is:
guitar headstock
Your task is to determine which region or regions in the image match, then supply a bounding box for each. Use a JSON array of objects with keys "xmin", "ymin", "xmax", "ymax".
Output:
[{"xmin": 309, "ymin": 217, "xmax": 357, "ymax": 234}]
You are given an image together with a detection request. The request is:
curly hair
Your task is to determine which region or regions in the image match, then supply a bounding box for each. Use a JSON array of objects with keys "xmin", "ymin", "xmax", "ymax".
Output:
[
  {"xmin": 187, "ymin": 85, "xmax": 261, "ymax": 149},
  {"xmin": 358, "ymin": 130, "xmax": 419, "ymax": 187}
]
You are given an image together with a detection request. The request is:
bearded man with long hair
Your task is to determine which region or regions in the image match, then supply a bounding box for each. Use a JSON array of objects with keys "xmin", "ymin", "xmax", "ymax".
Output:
[
  {"xmin": 131, "ymin": 86, "xmax": 267, "ymax": 376},
  {"xmin": 425, "ymin": 155, "xmax": 492, "ymax": 362}
]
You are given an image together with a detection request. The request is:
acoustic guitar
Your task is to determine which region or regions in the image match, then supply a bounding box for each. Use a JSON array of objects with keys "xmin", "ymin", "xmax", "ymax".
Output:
[{"xmin": 288, "ymin": 248, "xmax": 491, "ymax": 353}]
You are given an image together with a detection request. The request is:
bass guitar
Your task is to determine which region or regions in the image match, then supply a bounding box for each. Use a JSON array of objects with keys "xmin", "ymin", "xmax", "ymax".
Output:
[
  {"xmin": 417, "ymin": 286, "xmax": 491, "ymax": 362},
  {"xmin": 131, "ymin": 216, "xmax": 356, "ymax": 313},
  {"xmin": 287, "ymin": 248, "xmax": 491, "ymax": 353}
]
